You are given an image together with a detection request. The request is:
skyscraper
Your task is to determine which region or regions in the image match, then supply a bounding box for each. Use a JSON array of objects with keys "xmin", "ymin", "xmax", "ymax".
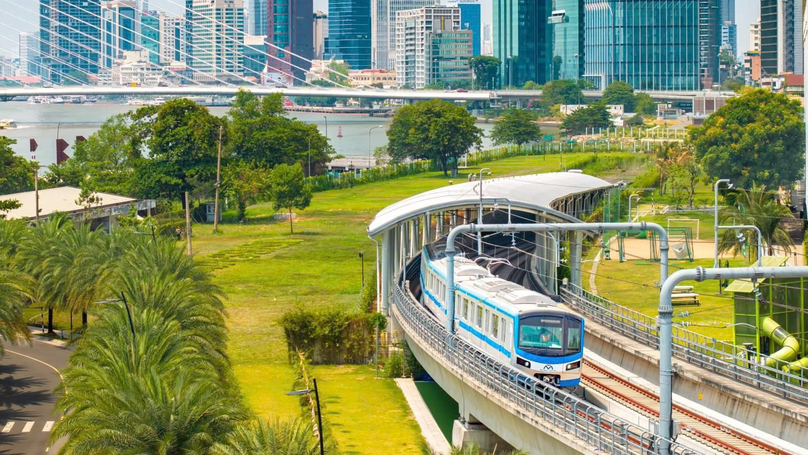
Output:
[
  {"xmin": 40, "ymin": 0, "xmax": 103, "ymax": 83},
  {"xmin": 760, "ymin": 0, "xmax": 803, "ymax": 75},
  {"xmin": 266, "ymin": 0, "xmax": 313, "ymax": 84},
  {"xmin": 482, "ymin": 23, "xmax": 492, "ymax": 55},
  {"xmin": 327, "ymin": 0, "xmax": 372, "ymax": 69},
  {"xmin": 314, "ymin": 10, "xmax": 328, "ymax": 59},
  {"xmin": 458, "ymin": 2, "xmax": 481, "ymax": 57},
  {"xmin": 372, "ymin": 0, "xmax": 434, "ymax": 70},
  {"xmin": 100, "ymin": 0, "xmax": 138, "ymax": 69},
  {"xmin": 191, "ymin": 0, "xmax": 245, "ymax": 82},
  {"xmin": 750, "ymin": 18, "xmax": 761, "ymax": 51},
  {"xmin": 141, "ymin": 11, "xmax": 161, "ymax": 65},
  {"xmin": 251, "ymin": 0, "xmax": 267, "ymax": 36},
  {"xmin": 18, "ymin": 32, "xmax": 39, "ymax": 77},
  {"xmin": 583, "ymin": 0, "xmax": 713, "ymax": 91},
  {"xmin": 159, "ymin": 14, "xmax": 185, "ymax": 64},
  {"xmin": 493, "ymin": 0, "xmax": 551, "ymax": 87},
  {"xmin": 549, "ymin": 0, "xmax": 583, "ymax": 80},
  {"xmin": 720, "ymin": 0, "xmax": 736, "ymax": 54}
]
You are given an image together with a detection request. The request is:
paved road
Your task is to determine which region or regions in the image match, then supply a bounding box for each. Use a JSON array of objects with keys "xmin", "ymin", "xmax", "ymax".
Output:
[{"xmin": 0, "ymin": 338, "xmax": 70, "ymax": 455}]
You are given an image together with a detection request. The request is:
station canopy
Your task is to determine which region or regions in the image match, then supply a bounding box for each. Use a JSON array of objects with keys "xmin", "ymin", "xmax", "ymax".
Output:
[{"xmin": 368, "ymin": 171, "xmax": 614, "ymax": 237}]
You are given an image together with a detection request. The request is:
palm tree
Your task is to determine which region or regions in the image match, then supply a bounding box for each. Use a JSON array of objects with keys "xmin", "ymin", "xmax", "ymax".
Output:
[
  {"xmin": 719, "ymin": 184, "xmax": 794, "ymax": 258},
  {"xmin": 0, "ymin": 270, "xmax": 31, "ymax": 355},
  {"xmin": 211, "ymin": 418, "xmax": 324, "ymax": 455}
]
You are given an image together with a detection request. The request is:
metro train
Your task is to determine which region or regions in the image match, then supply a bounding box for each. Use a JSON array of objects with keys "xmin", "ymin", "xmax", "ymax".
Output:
[{"xmin": 419, "ymin": 247, "xmax": 584, "ymax": 387}]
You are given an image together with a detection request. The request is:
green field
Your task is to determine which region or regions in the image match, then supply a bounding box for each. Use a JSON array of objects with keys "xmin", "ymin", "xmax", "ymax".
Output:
[{"xmin": 191, "ymin": 152, "xmax": 646, "ymax": 453}]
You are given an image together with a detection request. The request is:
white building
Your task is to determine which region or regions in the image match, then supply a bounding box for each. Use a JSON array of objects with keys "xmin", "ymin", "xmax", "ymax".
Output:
[
  {"xmin": 0, "ymin": 56, "xmax": 15, "ymax": 77},
  {"xmin": 482, "ymin": 23, "xmax": 492, "ymax": 56},
  {"xmin": 372, "ymin": 0, "xmax": 435, "ymax": 70},
  {"xmin": 395, "ymin": 6, "xmax": 465, "ymax": 88},
  {"xmin": 191, "ymin": 0, "xmax": 245, "ymax": 82},
  {"xmin": 159, "ymin": 14, "xmax": 184, "ymax": 64},
  {"xmin": 313, "ymin": 10, "xmax": 328, "ymax": 60},
  {"xmin": 18, "ymin": 32, "xmax": 38, "ymax": 77},
  {"xmin": 108, "ymin": 50, "xmax": 164, "ymax": 86},
  {"xmin": 750, "ymin": 18, "xmax": 761, "ymax": 51}
]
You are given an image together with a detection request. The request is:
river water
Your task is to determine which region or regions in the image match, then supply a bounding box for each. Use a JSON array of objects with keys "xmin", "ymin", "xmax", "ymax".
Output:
[{"xmin": 0, "ymin": 102, "xmax": 505, "ymax": 167}]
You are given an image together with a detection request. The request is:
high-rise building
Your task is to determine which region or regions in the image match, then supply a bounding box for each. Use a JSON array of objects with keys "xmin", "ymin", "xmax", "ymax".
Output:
[
  {"xmin": 493, "ymin": 0, "xmax": 551, "ymax": 87},
  {"xmin": 251, "ymin": 0, "xmax": 267, "ymax": 36},
  {"xmin": 313, "ymin": 10, "xmax": 328, "ymax": 59},
  {"xmin": 458, "ymin": 2, "xmax": 481, "ymax": 57},
  {"xmin": 327, "ymin": 0, "xmax": 372, "ymax": 69},
  {"xmin": 549, "ymin": 0, "xmax": 584, "ymax": 80},
  {"xmin": 40, "ymin": 0, "xmax": 103, "ymax": 83},
  {"xmin": 482, "ymin": 23, "xmax": 492, "ymax": 55},
  {"xmin": 266, "ymin": 0, "xmax": 313, "ymax": 85},
  {"xmin": 191, "ymin": 0, "xmax": 245, "ymax": 82},
  {"xmin": 18, "ymin": 32, "xmax": 39, "ymax": 77},
  {"xmin": 141, "ymin": 11, "xmax": 161, "ymax": 65},
  {"xmin": 583, "ymin": 0, "xmax": 717, "ymax": 91},
  {"xmin": 760, "ymin": 0, "xmax": 803, "ymax": 75},
  {"xmin": 102, "ymin": 1, "xmax": 138, "ymax": 69},
  {"xmin": 243, "ymin": 34, "xmax": 267, "ymax": 80},
  {"xmin": 396, "ymin": 6, "xmax": 470, "ymax": 88},
  {"xmin": 160, "ymin": 14, "xmax": 185, "ymax": 64},
  {"xmin": 721, "ymin": 21, "xmax": 738, "ymax": 55},
  {"xmin": 185, "ymin": 0, "xmax": 194, "ymax": 66},
  {"xmin": 750, "ymin": 18, "xmax": 761, "ymax": 51},
  {"xmin": 372, "ymin": 0, "xmax": 434, "ymax": 70}
]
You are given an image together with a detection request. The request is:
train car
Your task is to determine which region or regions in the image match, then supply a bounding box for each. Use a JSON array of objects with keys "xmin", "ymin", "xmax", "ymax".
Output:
[{"xmin": 419, "ymin": 247, "xmax": 584, "ymax": 387}]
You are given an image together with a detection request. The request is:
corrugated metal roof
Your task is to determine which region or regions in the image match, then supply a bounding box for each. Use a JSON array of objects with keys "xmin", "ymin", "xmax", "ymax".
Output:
[
  {"xmin": 0, "ymin": 186, "xmax": 135, "ymax": 220},
  {"xmin": 368, "ymin": 172, "xmax": 614, "ymax": 236}
]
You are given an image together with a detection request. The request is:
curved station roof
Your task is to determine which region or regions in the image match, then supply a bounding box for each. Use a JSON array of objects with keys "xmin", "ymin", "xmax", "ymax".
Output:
[{"xmin": 368, "ymin": 171, "xmax": 614, "ymax": 237}]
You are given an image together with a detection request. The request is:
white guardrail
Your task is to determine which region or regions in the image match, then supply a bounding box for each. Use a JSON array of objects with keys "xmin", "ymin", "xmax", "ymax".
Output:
[
  {"xmin": 561, "ymin": 283, "xmax": 808, "ymax": 403},
  {"xmin": 392, "ymin": 281, "xmax": 698, "ymax": 455}
]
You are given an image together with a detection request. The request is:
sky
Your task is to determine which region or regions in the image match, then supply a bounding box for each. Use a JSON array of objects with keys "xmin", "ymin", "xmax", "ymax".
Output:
[{"xmin": 0, "ymin": 0, "xmax": 757, "ymax": 61}]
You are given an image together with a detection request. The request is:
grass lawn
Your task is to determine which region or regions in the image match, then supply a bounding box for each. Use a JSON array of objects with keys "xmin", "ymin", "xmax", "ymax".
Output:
[
  {"xmin": 191, "ymin": 152, "xmax": 644, "ymax": 453},
  {"xmin": 593, "ymin": 257, "xmax": 748, "ymax": 341}
]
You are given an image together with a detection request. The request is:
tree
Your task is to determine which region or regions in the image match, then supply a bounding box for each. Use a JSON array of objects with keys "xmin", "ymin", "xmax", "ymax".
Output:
[
  {"xmin": 469, "ymin": 56, "xmax": 500, "ymax": 89},
  {"xmin": 228, "ymin": 90, "xmax": 331, "ymax": 171},
  {"xmin": 541, "ymin": 79, "xmax": 585, "ymax": 110},
  {"xmin": 387, "ymin": 99, "xmax": 482, "ymax": 176},
  {"xmin": 0, "ymin": 136, "xmax": 35, "ymax": 195},
  {"xmin": 625, "ymin": 115, "xmax": 644, "ymax": 127},
  {"xmin": 327, "ymin": 61, "xmax": 350, "ymax": 85},
  {"xmin": 552, "ymin": 56, "xmax": 562, "ymax": 80},
  {"xmin": 718, "ymin": 185, "xmax": 794, "ymax": 257},
  {"xmin": 223, "ymin": 161, "xmax": 272, "ymax": 221},
  {"xmin": 0, "ymin": 269, "xmax": 30, "ymax": 355},
  {"xmin": 669, "ymin": 147, "xmax": 702, "ymax": 208},
  {"xmin": 270, "ymin": 163, "xmax": 312, "ymax": 234},
  {"xmin": 602, "ymin": 81, "xmax": 636, "ymax": 112},
  {"xmin": 490, "ymin": 109, "xmax": 542, "ymax": 146},
  {"xmin": 634, "ymin": 93, "xmax": 656, "ymax": 115},
  {"xmin": 690, "ymin": 89, "xmax": 805, "ymax": 189},
  {"xmin": 211, "ymin": 418, "xmax": 329, "ymax": 455},
  {"xmin": 561, "ymin": 103, "xmax": 611, "ymax": 136}
]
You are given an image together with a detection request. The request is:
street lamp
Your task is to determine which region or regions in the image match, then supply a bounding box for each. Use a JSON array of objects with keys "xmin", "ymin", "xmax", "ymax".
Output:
[
  {"xmin": 286, "ymin": 378, "xmax": 325, "ymax": 455},
  {"xmin": 307, "ymin": 136, "xmax": 312, "ymax": 177},
  {"xmin": 477, "ymin": 168, "xmax": 491, "ymax": 255},
  {"xmin": 717, "ymin": 224, "xmax": 763, "ymax": 266},
  {"xmin": 368, "ymin": 125, "xmax": 383, "ymax": 170},
  {"xmin": 628, "ymin": 194, "xmax": 640, "ymax": 222},
  {"xmin": 358, "ymin": 252, "xmax": 365, "ymax": 287},
  {"xmin": 713, "ymin": 179, "xmax": 733, "ymax": 268}
]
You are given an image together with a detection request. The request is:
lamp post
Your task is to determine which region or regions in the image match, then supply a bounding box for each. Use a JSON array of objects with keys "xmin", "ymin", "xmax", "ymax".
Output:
[
  {"xmin": 573, "ymin": 54, "xmax": 581, "ymax": 104},
  {"xmin": 307, "ymin": 137, "xmax": 312, "ymax": 177},
  {"xmin": 477, "ymin": 168, "xmax": 491, "ymax": 255},
  {"xmin": 628, "ymin": 194, "xmax": 640, "ymax": 222},
  {"xmin": 359, "ymin": 252, "xmax": 365, "ymax": 287},
  {"xmin": 287, "ymin": 379, "xmax": 325, "ymax": 455},
  {"xmin": 368, "ymin": 125, "xmax": 383, "ymax": 169},
  {"xmin": 322, "ymin": 116, "xmax": 328, "ymax": 163},
  {"xmin": 713, "ymin": 179, "xmax": 733, "ymax": 268}
]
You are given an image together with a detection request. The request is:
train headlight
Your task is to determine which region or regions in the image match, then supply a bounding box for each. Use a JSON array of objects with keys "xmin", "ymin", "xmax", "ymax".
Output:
[
  {"xmin": 516, "ymin": 357, "xmax": 531, "ymax": 369},
  {"xmin": 565, "ymin": 361, "xmax": 581, "ymax": 371}
]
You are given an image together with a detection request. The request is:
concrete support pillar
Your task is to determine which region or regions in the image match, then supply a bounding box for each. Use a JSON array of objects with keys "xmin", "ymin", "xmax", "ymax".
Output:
[
  {"xmin": 409, "ymin": 220, "xmax": 416, "ymax": 258},
  {"xmin": 381, "ymin": 230, "xmax": 394, "ymax": 315},
  {"xmin": 437, "ymin": 212, "xmax": 444, "ymax": 239},
  {"xmin": 451, "ymin": 211, "xmax": 457, "ymax": 229},
  {"xmin": 571, "ymin": 231, "xmax": 583, "ymax": 287},
  {"xmin": 423, "ymin": 213, "xmax": 431, "ymax": 247},
  {"xmin": 452, "ymin": 419, "xmax": 513, "ymax": 453},
  {"xmin": 400, "ymin": 224, "xmax": 406, "ymax": 276},
  {"xmin": 393, "ymin": 225, "xmax": 401, "ymax": 279}
]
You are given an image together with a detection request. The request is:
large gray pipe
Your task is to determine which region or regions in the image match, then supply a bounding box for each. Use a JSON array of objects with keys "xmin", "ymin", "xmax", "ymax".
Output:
[{"xmin": 658, "ymin": 265, "xmax": 808, "ymax": 454}]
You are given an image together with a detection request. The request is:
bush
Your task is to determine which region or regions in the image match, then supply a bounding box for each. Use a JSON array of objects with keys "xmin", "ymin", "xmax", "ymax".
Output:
[
  {"xmin": 631, "ymin": 165, "xmax": 661, "ymax": 190},
  {"xmin": 403, "ymin": 341, "xmax": 426, "ymax": 380},
  {"xmin": 279, "ymin": 305, "xmax": 377, "ymax": 364},
  {"xmin": 386, "ymin": 352, "xmax": 405, "ymax": 378},
  {"xmin": 359, "ymin": 266, "xmax": 377, "ymax": 312}
]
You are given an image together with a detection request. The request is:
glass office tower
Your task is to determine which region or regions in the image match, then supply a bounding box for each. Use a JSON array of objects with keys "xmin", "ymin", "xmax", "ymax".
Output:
[
  {"xmin": 549, "ymin": 0, "xmax": 583, "ymax": 80},
  {"xmin": 458, "ymin": 3, "xmax": 481, "ymax": 57},
  {"xmin": 327, "ymin": 0, "xmax": 372, "ymax": 69},
  {"xmin": 583, "ymin": 0, "xmax": 706, "ymax": 91},
  {"xmin": 493, "ymin": 0, "xmax": 551, "ymax": 87}
]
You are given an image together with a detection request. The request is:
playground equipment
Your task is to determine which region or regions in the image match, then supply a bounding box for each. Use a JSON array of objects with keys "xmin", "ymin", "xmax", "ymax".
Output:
[{"xmin": 760, "ymin": 317, "xmax": 808, "ymax": 373}]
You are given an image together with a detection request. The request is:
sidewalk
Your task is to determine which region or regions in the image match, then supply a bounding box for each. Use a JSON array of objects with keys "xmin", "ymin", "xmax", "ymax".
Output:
[{"xmin": 395, "ymin": 378, "xmax": 452, "ymax": 455}]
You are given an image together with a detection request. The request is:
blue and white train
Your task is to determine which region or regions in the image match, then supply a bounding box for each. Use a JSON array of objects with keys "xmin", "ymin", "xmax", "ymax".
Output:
[{"xmin": 419, "ymin": 247, "xmax": 584, "ymax": 387}]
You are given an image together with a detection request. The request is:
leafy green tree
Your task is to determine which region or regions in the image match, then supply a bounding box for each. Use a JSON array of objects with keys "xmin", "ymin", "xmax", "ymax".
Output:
[
  {"xmin": 212, "ymin": 418, "xmax": 330, "ymax": 455},
  {"xmin": 0, "ymin": 136, "xmax": 35, "ymax": 195},
  {"xmin": 718, "ymin": 185, "xmax": 794, "ymax": 257},
  {"xmin": 228, "ymin": 90, "xmax": 331, "ymax": 170},
  {"xmin": 270, "ymin": 163, "xmax": 312, "ymax": 234},
  {"xmin": 469, "ymin": 56, "xmax": 500, "ymax": 89},
  {"xmin": 387, "ymin": 99, "xmax": 482, "ymax": 176},
  {"xmin": 541, "ymin": 79, "xmax": 585, "ymax": 110},
  {"xmin": 552, "ymin": 56, "xmax": 562, "ymax": 80},
  {"xmin": 327, "ymin": 61, "xmax": 350, "ymax": 85},
  {"xmin": 561, "ymin": 103, "xmax": 611, "ymax": 136},
  {"xmin": 223, "ymin": 161, "xmax": 272, "ymax": 221},
  {"xmin": 690, "ymin": 89, "xmax": 805, "ymax": 189},
  {"xmin": 490, "ymin": 109, "xmax": 542, "ymax": 146},
  {"xmin": 128, "ymin": 99, "xmax": 227, "ymax": 203},
  {"xmin": 634, "ymin": 93, "xmax": 656, "ymax": 115},
  {"xmin": 602, "ymin": 81, "xmax": 636, "ymax": 111}
]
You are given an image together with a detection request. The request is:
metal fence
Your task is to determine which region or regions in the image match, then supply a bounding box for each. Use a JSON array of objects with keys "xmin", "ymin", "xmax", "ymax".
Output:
[
  {"xmin": 392, "ymin": 282, "xmax": 698, "ymax": 455},
  {"xmin": 561, "ymin": 283, "xmax": 808, "ymax": 403}
]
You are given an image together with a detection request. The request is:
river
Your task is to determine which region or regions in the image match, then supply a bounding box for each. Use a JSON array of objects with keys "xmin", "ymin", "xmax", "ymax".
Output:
[{"xmin": 0, "ymin": 101, "xmax": 514, "ymax": 167}]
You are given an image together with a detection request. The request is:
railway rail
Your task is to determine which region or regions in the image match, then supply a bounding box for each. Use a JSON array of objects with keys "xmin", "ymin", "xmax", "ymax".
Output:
[{"xmin": 581, "ymin": 361, "xmax": 787, "ymax": 455}]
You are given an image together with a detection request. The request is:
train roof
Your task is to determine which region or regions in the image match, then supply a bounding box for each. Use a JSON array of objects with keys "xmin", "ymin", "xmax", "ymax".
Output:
[{"xmin": 426, "ymin": 254, "xmax": 560, "ymax": 315}]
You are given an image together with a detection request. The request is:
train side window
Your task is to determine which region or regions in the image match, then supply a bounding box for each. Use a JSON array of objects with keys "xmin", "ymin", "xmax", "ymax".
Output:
[
  {"xmin": 463, "ymin": 298, "xmax": 469, "ymax": 320},
  {"xmin": 476, "ymin": 305, "xmax": 483, "ymax": 328},
  {"xmin": 566, "ymin": 319, "xmax": 581, "ymax": 352},
  {"xmin": 492, "ymin": 314, "xmax": 499, "ymax": 338}
]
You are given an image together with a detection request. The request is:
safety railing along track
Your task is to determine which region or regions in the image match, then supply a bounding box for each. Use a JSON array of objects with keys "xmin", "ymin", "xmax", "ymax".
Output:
[
  {"xmin": 561, "ymin": 283, "xmax": 808, "ymax": 403},
  {"xmin": 392, "ymin": 282, "xmax": 697, "ymax": 455}
]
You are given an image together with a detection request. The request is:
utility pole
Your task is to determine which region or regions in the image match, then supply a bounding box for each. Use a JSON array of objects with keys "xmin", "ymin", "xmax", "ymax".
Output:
[
  {"xmin": 185, "ymin": 191, "xmax": 192, "ymax": 257},
  {"xmin": 34, "ymin": 165, "xmax": 39, "ymax": 227},
  {"xmin": 213, "ymin": 125, "xmax": 223, "ymax": 233}
]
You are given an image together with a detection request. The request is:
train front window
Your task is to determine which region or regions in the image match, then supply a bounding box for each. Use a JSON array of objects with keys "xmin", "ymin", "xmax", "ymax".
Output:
[{"xmin": 518, "ymin": 316, "xmax": 563, "ymax": 353}]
